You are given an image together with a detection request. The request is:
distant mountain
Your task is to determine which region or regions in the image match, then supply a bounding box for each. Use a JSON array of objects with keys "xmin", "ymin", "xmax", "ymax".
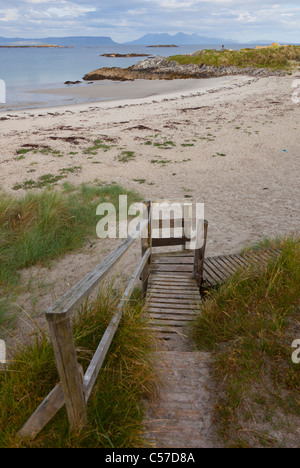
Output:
[
  {"xmin": 0, "ymin": 36, "xmax": 117, "ymax": 46},
  {"xmin": 126, "ymin": 32, "xmax": 240, "ymax": 45}
]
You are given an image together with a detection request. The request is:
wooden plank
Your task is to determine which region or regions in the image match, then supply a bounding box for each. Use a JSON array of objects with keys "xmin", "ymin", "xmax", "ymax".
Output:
[
  {"xmin": 151, "ymin": 319, "xmax": 190, "ymax": 327},
  {"xmin": 148, "ymin": 306, "xmax": 198, "ymax": 314},
  {"xmin": 151, "ymin": 218, "xmax": 185, "ymax": 229},
  {"xmin": 149, "ymin": 287, "xmax": 199, "ymax": 295},
  {"xmin": 203, "ymin": 262, "xmax": 222, "ymax": 285},
  {"xmin": 223, "ymin": 254, "xmax": 246, "ymax": 270},
  {"xmin": 141, "ymin": 202, "xmax": 151, "ymax": 299},
  {"xmin": 148, "ymin": 281, "xmax": 196, "ymax": 288},
  {"xmin": 212, "ymin": 256, "xmax": 237, "ymax": 275},
  {"xmin": 147, "ymin": 302, "xmax": 199, "ymax": 310},
  {"xmin": 205, "ymin": 258, "xmax": 227, "ymax": 283},
  {"xmin": 150, "ymin": 271, "xmax": 194, "ymax": 277},
  {"xmin": 149, "ymin": 264, "xmax": 194, "ymax": 273},
  {"xmin": 193, "ymin": 220, "xmax": 208, "ymax": 287},
  {"xmin": 151, "ymin": 326, "xmax": 183, "ymax": 334},
  {"xmin": 205, "ymin": 257, "xmax": 228, "ymax": 282},
  {"xmin": 230, "ymin": 254, "xmax": 249, "ymax": 268},
  {"xmin": 47, "ymin": 317, "xmax": 87, "ymax": 432},
  {"xmin": 149, "ymin": 296, "xmax": 201, "ymax": 307},
  {"xmin": 148, "ymin": 281, "xmax": 198, "ymax": 289},
  {"xmin": 147, "ymin": 294, "xmax": 200, "ymax": 302},
  {"xmin": 46, "ymin": 220, "xmax": 147, "ymax": 323},
  {"xmin": 151, "ymin": 256, "xmax": 194, "ymax": 265},
  {"xmin": 17, "ymin": 384, "xmax": 64, "ymax": 440},
  {"xmin": 151, "ymin": 237, "xmax": 188, "ymax": 248},
  {"xmin": 152, "ymin": 251, "xmax": 194, "ymax": 259},
  {"xmin": 149, "ymin": 275, "xmax": 195, "ymax": 282},
  {"xmin": 149, "ymin": 313, "xmax": 196, "ymax": 321}
]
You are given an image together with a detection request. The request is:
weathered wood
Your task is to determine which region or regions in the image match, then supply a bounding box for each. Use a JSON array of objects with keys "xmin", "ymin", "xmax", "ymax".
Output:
[
  {"xmin": 151, "ymin": 319, "xmax": 190, "ymax": 327},
  {"xmin": 150, "ymin": 264, "xmax": 194, "ymax": 272},
  {"xmin": 83, "ymin": 248, "xmax": 151, "ymax": 401},
  {"xmin": 47, "ymin": 317, "xmax": 87, "ymax": 432},
  {"xmin": 148, "ymin": 302, "xmax": 198, "ymax": 310},
  {"xmin": 151, "ymin": 237, "xmax": 188, "ymax": 248},
  {"xmin": 148, "ymin": 282, "xmax": 196, "ymax": 289},
  {"xmin": 152, "ymin": 252, "xmax": 194, "ymax": 260},
  {"xmin": 149, "ymin": 274, "xmax": 194, "ymax": 281},
  {"xmin": 148, "ymin": 291, "xmax": 200, "ymax": 299},
  {"xmin": 147, "ymin": 297, "xmax": 199, "ymax": 305},
  {"xmin": 149, "ymin": 313, "xmax": 197, "ymax": 321},
  {"xmin": 19, "ymin": 248, "xmax": 151, "ymax": 440},
  {"xmin": 205, "ymin": 257, "xmax": 228, "ymax": 282},
  {"xmin": 141, "ymin": 202, "xmax": 151, "ymax": 299},
  {"xmin": 193, "ymin": 220, "xmax": 208, "ymax": 287},
  {"xmin": 46, "ymin": 219, "xmax": 147, "ymax": 323},
  {"xmin": 17, "ymin": 384, "xmax": 64, "ymax": 440},
  {"xmin": 151, "ymin": 256, "xmax": 194, "ymax": 265}
]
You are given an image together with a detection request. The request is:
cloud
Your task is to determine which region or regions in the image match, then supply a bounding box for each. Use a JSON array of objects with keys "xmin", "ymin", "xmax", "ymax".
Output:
[{"xmin": 0, "ymin": 0, "xmax": 299, "ymax": 43}]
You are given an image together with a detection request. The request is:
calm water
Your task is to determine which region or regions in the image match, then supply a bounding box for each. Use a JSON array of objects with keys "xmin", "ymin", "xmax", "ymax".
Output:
[{"xmin": 0, "ymin": 43, "xmax": 253, "ymax": 110}]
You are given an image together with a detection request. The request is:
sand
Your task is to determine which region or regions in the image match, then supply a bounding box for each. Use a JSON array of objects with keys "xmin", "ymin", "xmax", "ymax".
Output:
[{"xmin": 0, "ymin": 72, "xmax": 299, "ymax": 335}]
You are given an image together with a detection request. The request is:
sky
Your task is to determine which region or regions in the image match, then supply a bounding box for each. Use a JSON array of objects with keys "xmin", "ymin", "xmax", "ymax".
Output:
[{"xmin": 0, "ymin": 0, "xmax": 299, "ymax": 43}]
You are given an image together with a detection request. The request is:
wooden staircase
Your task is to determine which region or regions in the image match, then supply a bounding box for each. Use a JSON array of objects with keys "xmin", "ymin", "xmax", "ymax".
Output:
[{"xmin": 142, "ymin": 200, "xmax": 280, "ymax": 447}]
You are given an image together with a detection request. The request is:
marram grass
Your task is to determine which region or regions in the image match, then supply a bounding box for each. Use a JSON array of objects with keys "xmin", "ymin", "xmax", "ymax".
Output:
[
  {"xmin": 0, "ymin": 183, "xmax": 141, "ymax": 330},
  {"xmin": 170, "ymin": 45, "xmax": 300, "ymax": 71},
  {"xmin": 191, "ymin": 236, "xmax": 300, "ymax": 447},
  {"xmin": 0, "ymin": 287, "xmax": 159, "ymax": 448}
]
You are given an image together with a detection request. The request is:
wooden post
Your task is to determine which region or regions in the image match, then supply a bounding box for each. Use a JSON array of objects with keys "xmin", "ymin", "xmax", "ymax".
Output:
[
  {"xmin": 46, "ymin": 315, "xmax": 88, "ymax": 432},
  {"xmin": 193, "ymin": 220, "xmax": 208, "ymax": 288},
  {"xmin": 141, "ymin": 201, "xmax": 151, "ymax": 299}
]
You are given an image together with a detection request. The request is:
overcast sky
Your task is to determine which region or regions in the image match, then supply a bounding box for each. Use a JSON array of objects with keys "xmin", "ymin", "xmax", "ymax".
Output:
[{"xmin": 0, "ymin": 0, "xmax": 299, "ymax": 43}]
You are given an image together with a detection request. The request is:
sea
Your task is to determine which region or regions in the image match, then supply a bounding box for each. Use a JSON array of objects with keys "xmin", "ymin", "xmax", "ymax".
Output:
[{"xmin": 0, "ymin": 43, "xmax": 255, "ymax": 111}]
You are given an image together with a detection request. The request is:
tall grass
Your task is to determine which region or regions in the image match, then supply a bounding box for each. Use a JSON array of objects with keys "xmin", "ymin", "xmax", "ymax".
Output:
[
  {"xmin": 0, "ymin": 183, "xmax": 141, "ymax": 329},
  {"xmin": 191, "ymin": 236, "xmax": 300, "ymax": 447},
  {"xmin": 0, "ymin": 287, "xmax": 158, "ymax": 448},
  {"xmin": 170, "ymin": 45, "xmax": 300, "ymax": 70}
]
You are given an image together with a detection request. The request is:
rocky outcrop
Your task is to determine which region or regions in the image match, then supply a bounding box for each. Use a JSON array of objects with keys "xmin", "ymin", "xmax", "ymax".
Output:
[{"xmin": 83, "ymin": 56, "xmax": 287, "ymax": 82}]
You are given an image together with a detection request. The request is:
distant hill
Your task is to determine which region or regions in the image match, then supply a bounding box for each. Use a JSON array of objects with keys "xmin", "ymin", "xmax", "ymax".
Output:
[
  {"xmin": 0, "ymin": 36, "xmax": 117, "ymax": 46},
  {"xmin": 126, "ymin": 32, "xmax": 240, "ymax": 45}
]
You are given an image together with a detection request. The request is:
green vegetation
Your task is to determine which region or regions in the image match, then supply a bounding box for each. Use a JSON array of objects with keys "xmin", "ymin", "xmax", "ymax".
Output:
[
  {"xmin": 151, "ymin": 158, "xmax": 172, "ymax": 166},
  {"xmin": 84, "ymin": 139, "xmax": 115, "ymax": 155},
  {"xmin": 118, "ymin": 151, "xmax": 136, "ymax": 163},
  {"xmin": 16, "ymin": 147, "xmax": 64, "ymax": 158},
  {"xmin": 170, "ymin": 45, "xmax": 300, "ymax": 71},
  {"xmin": 191, "ymin": 237, "xmax": 300, "ymax": 447},
  {"xmin": 0, "ymin": 183, "xmax": 141, "ymax": 329},
  {"xmin": 0, "ymin": 288, "xmax": 158, "ymax": 447}
]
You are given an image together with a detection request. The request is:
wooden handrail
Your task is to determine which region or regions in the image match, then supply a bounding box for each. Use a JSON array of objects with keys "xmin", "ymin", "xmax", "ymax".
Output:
[
  {"xmin": 18, "ymin": 229, "xmax": 150, "ymax": 440},
  {"xmin": 46, "ymin": 219, "xmax": 147, "ymax": 323}
]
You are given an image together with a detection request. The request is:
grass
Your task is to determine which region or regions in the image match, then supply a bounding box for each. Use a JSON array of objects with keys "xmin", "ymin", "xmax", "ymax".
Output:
[
  {"xmin": 170, "ymin": 45, "xmax": 300, "ymax": 71},
  {"xmin": 0, "ymin": 287, "xmax": 159, "ymax": 448},
  {"xmin": 118, "ymin": 151, "xmax": 136, "ymax": 163},
  {"xmin": 0, "ymin": 183, "xmax": 141, "ymax": 329},
  {"xmin": 84, "ymin": 139, "xmax": 115, "ymax": 155},
  {"xmin": 191, "ymin": 236, "xmax": 300, "ymax": 447}
]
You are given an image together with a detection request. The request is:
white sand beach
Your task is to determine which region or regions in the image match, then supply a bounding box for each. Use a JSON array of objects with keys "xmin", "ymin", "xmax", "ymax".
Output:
[
  {"xmin": 0, "ymin": 72, "xmax": 299, "ymax": 321},
  {"xmin": 1, "ymin": 73, "xmax": 299, "ymax": 252}
]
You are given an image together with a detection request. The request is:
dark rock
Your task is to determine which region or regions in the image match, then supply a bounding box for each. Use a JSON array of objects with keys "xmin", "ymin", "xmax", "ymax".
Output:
[{"xmin": 64, "ymin": 80, "xmax": 82, "ymax": 85}]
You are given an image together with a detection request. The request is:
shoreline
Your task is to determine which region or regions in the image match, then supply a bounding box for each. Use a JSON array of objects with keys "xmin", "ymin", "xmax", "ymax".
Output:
[{"xmin": 0, "ymin": 75, "xmax": 255, "ymax": 113}]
